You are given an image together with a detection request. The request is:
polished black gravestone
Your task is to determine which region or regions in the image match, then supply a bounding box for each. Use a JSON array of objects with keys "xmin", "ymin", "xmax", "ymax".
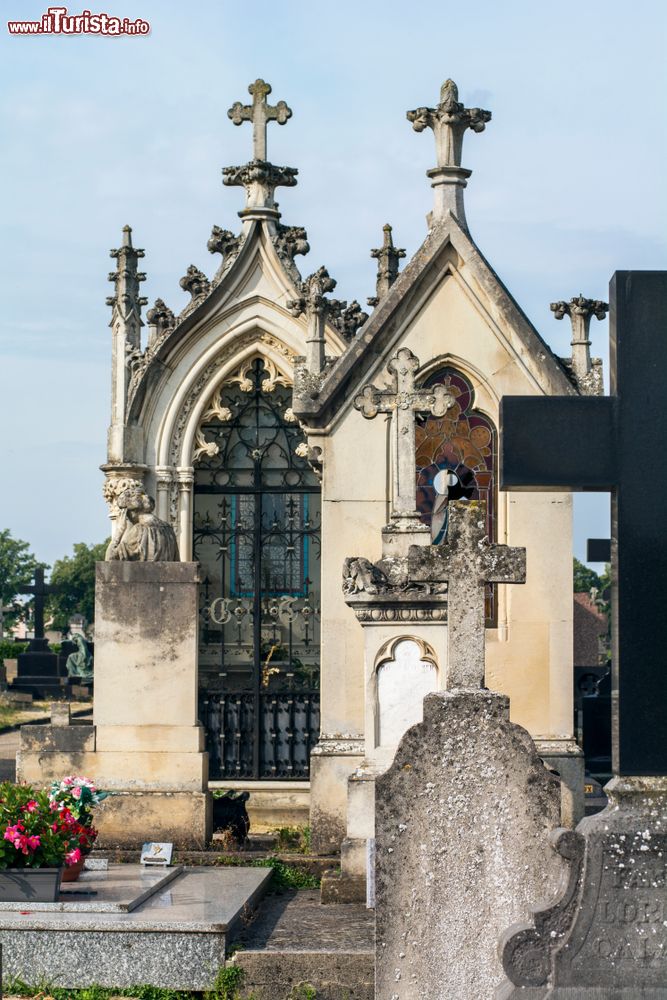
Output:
[
  {"xmin": 496, "ymin": 272, "xmax": 667, "ymax": 998},
  {"xmin": 12, "ymin": 568, "xmax": 65, "ymax": 698}
]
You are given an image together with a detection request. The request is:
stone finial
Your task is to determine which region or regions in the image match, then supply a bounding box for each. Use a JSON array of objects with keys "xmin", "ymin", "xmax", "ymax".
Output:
[
  {"xmin": 106, "ymin": 226, "xmax": 148, "ymax": 456},
  {"xmin": 222, "ymin": 162, "xmax": 298, "ymax": 227},
  {"xmin": 179, "ymin": 265, "xmax": 210, "ymax": 303},
  {"xmin": 106, "ymin": 225, "xmax": 147, "ymax": 347},
  {"xmin": 146, "ymin": 298, "xmax": 175, "ymax": 347},
  {"xmin": 207, "ymin": 225, "xmax": 243, "ymax": 262},
  {"xmin": 407, "ymin": 80, "xmax": 491, "ymax": 228},
  {"xmin": 287, "ymin": 267, "xmax": 345, "ymax": 375},
  {"xmin": 273, "ymin": 224, "xmax": 310, "ymax": 262},
  {"xmin": 367, "ymin": 224, "xmax": 406, "ymax": 307},
  {"xmin": 335, "ymin": 300, "xmax": 369, "ymax": 341},
  {"xmin": 227, "ymin": 79, "xmax": 292, "ymax": 162},
  {"xmin": 551, "ymin": 294, "xmax": 608, "ymax": 384},
  {"xmin": 225, "ymin": 80, "xmax": 297, "ymax": 228}
]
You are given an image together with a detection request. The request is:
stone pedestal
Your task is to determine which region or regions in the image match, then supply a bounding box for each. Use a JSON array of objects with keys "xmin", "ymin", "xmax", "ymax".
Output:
[
  {"xmin": 375, "ymin": 690, "xmax": 564, "ymax": 1000},
  {"xmin": 18, "ymin": 562, "xmax": 211, "ymax": 848},
  {"xmin": 497, "ymin": 776, "xmax": 667, "ymax": 998},
  {"xmin": 12, "ymin": 640, "xmax": 65, "ymax": 699}
]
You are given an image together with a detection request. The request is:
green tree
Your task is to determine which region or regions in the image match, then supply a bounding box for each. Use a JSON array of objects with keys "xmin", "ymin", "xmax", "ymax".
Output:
[
  {"xmin": 47, "ymin": 540, "xmax": 109, "ymax": 632},
  {"xmin": 0, "ymin": 530, "xmax": 45, "ymax": 628},
  {"xmin": 573, "ymin": 557, "xmax": 601, "ymax": 594}
]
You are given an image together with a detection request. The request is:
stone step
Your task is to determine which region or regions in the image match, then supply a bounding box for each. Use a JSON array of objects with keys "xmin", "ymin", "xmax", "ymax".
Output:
[
  {"xmin": 229, "ymin": 888, "xmax": 375, "ymax": 1000},
  {"xmin": 232, "ymin": 949, "xmax": 374, "ymax": 1000}
]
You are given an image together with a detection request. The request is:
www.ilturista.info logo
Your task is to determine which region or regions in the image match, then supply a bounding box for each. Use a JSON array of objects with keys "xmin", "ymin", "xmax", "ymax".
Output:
[{"xmin": 7, "ymin": 6, "xmax": 150, "ymax": 35}]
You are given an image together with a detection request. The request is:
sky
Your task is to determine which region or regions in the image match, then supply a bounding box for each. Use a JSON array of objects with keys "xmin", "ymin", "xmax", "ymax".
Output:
[{"xmin": 0, "ymin": 0, "xmax": 665, "ymax": 571}]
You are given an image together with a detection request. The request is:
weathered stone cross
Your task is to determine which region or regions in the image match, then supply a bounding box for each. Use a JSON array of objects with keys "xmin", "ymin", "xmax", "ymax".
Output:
[
  {"xmin": 354, "ymin": 347, "xmax": 455, "ymax": 524},
  {"xmin": 227, "ymin": 78, "xmax": 292, "ymax": 162},
  {"xmin": 408, "ymin": 501, "xmax": 526, "ymax": 688}
]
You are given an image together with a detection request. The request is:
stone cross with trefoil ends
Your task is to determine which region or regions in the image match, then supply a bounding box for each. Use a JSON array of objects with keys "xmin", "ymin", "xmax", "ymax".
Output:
[
  {"xmin": 227, "ymin": 78, "xmax": 292, "ymax": 162},
  {"xmin": 224, "ymin": 79, "xmax": 297, "ymax": 225},
  {"xmin": 353, "ymin": 348, "xmax": 455, "ymax": 548},
  {"xmin": 408, "ymin": 501, "xmax": 526, "ymax": 689}
]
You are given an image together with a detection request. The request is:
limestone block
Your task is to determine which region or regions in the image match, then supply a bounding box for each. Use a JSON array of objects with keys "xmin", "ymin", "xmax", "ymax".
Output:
[
  {"xmin": 94, "ymin": 790, "xmax": 211, "ymax": 849},
  {"xmin": 375, "ymin": 690, "xmax": 564, "ymax": 1000},
  {"xmin": 309, "ymin": 745, "xmax": 364, "ymax": 855},
  {"xmin": 20, "ymin": 724, "xmax": 95, "ymax": 753},
  {"xmin": 94, "ymin": 562, "xmax": 200, "ymax": 729}
]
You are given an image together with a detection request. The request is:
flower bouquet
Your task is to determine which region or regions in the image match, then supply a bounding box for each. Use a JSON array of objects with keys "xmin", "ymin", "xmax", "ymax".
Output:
[{"xmin": 48, "ymin": 775, "xmax": 110, "ymax": 881}]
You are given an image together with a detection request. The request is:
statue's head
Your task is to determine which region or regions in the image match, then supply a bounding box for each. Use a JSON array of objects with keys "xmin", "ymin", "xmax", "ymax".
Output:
[{"xmin": 117, "ymin": 484, "xmax": 147, "ymax": 512}]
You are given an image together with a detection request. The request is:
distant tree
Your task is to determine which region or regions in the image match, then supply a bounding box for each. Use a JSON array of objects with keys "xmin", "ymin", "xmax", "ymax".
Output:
[
  {"xmin": 573, "ymin": 557, "xmax": 601, "ymax": 594},
  {"xmin": 47, "ymin": 540, "xmax": 109, "ymax": 632},
  {"xmin": 0, "ymin": 530, "xmax": 46, "ymax": 628}
]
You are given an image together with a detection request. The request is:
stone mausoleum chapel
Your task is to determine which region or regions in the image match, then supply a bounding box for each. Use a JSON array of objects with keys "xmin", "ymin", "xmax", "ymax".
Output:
[{"xmin": 21, "ymin": 78, "xmax": 600, "ymax": 884}]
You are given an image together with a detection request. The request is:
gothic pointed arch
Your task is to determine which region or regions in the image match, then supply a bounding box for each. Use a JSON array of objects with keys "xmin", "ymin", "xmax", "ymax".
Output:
[{"xmin": 192, "ymin": 356, "xmax": 321, "ymax": 780}]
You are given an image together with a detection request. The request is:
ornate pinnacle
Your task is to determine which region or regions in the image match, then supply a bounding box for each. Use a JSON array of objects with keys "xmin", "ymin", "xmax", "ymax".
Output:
[
  {"xmin": 287, "ymin": 267, "xmax": 344, "ymax": 375},
  {"xmin": 407, "ymin": 79, "xmax": 491, "ymax": 169},
  {"xmin": 227, "ymin": 79, "xmax": 292, "ymax": 162},
  {"xmin": 106, "ymin": 225, "xmax": 147, "ymax": 347},
  {"xmin": 407, "ymin": 80, "xmax": 491, "ymax": 228},
  {"xmin": 368, "ymin": 224, "xmax": 406, "ymax": 307},
  {"xmin": 551, "ymin": 294, "xmax": 608, "ymax": 383}
]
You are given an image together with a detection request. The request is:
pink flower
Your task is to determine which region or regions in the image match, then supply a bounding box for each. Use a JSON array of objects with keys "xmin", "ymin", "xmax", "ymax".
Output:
[
  {"xmin": 24, "ymin": 800, "xmax": 38, "ymax": 813},
  {"xmin": 26, "ymin": 835, "xmax": 40, "ymax": 851},
  {"xmin": 65, "ymin": 848, "xmax": 81, "ymax": 866},
  {"xmin": 71, "ymin": 787, "xmax": 82, "ymax": 799}
]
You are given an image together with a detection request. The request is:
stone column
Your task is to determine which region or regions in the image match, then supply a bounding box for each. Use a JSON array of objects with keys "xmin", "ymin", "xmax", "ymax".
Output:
[
  {"xmin": 176, "ymin": 467, "xmax": 194, "ymax": 560},
  {"xmin": 155, "ymin": 465, "xmax": 174, "ymax": 523}
]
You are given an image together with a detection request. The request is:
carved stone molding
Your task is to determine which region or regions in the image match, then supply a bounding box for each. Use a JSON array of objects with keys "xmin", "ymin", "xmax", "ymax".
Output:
[
  {"xmin": 311, "ymin": 735, "xmax": 365, "ymax": 756},
  {"xmin": 353, "ymin": 605, "xmax": 448, "ymax": 624},
  {"xmin": 375, "ymin": 635, "xmax": 438, "ymax": 672}
]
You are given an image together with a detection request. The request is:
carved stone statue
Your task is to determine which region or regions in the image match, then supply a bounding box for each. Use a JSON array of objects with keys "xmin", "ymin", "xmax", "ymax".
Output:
[
  {"xmin": 105, "ymin": 486, "xmax": 179, "ymax": 562},
  {"xmin": 66, "ymin": 633, "xmax": 93, "ymax": 679}
]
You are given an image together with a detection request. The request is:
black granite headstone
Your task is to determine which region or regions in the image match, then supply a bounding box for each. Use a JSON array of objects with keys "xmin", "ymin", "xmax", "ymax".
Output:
[
  {"xmin": 12, "ymin": 568, "xmax": 64, "ymax": 697},
  {"xmin": 497, "ymin": 272, "xmax": 667, "ymax": 998}
]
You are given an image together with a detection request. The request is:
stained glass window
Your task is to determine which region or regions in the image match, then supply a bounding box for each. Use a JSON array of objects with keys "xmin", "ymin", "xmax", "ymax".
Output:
[{"xmin": 415, "ymin": 366, "xmax": 497, "ymax": 624}]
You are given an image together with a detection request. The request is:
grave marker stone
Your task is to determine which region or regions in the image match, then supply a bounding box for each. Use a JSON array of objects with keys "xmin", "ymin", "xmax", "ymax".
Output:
[
  {"xmin": 12, "ymin": 568, "xmax": 64, "ymax": 697},
  {"xmin": 496, "ymin": 271, "xmax": 667, "ymax": 997},
  {"xmin": 375, "ymin": 502, "xmax": 565, "ymax": 999}
]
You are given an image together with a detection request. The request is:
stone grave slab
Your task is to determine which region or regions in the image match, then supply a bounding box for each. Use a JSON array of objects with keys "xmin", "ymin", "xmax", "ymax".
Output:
[{"xmin": 0, "ymin": 863, "xmax": 272, "ymax": 989}]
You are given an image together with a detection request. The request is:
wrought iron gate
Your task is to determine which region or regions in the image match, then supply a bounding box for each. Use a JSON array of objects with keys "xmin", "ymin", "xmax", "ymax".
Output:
[{"xmin": 193, "ymin": 358, "xmax": 321, "ymax": 780}]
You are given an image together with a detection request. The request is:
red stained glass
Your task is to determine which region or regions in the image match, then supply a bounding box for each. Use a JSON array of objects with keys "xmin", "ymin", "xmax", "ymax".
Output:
[{"xmin": 415, "ymin": 367, "xmax": 497, "ymax": 624}]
